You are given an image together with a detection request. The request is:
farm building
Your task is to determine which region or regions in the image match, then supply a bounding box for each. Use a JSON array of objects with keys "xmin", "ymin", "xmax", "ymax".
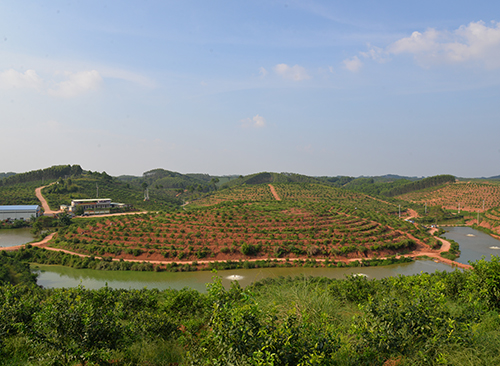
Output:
[
  {"xmin": 65, "ymin": 198, "xmax": 112, "ymax": 215},
  {"xmin": 0, "ymin": 205, "xmax": 41, "ymax": 221}
]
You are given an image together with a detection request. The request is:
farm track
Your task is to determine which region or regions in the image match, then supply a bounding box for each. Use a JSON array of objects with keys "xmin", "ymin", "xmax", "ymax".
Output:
[
  {"xmin": 268, "ymin": 184, "xmax": 281, "ymax": 201},
  {"xmin": 36, "ymin": 184, "xmax": 63, "ymax": 215},
  {"xmin": 2, "ymin": 231, "xmax": 471, "ymax": 270}
]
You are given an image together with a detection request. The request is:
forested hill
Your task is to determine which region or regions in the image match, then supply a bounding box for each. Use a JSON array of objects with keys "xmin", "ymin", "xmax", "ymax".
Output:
[
  {"xmin": 345, "ymin": 174, "xmax": 455, "ymax": 197},
  {"xmin": 0, "ymin": 172, "xmax": 16, "ymax": 179},
  {"xmin": 387, "ymin": 174, "xmax": 456, "ymax": 196},
  {"xmin": 219, "ymin": 172, "xmax": 355, "ymax": 188},
  {"xmin": 0, "ymin": 165, "xmax": 83, "ymax": 186}
]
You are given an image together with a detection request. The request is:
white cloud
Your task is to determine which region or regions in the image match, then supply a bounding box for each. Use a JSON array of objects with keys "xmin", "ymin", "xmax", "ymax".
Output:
[
  {"xmin": 389, "ymin": 21, "xmax": 500, "ymax": 68},
  {"xmin": 48, "ymin": 70, "xmax": 103, "ymax": 98},
  {"xmin": 360, "ymin": 21, "xmax": 500, "ymax": 69},
  {"xmin": 274, "ymin": 63, "xmax": 310, "ymax": 81},
  {"xmin": 360, "ymin": 45, "xmax": 389, "ymax": 63},
  {"xmin": 241, "ymin": 114, "xmax": 266, "ymax": 128},
  {"xmin": 343, "ymin": 56, "xmax": 363, "ymax": 72},
  {"xmin": 0, "ymin": 69, "xmax": 43, "ymax": 89},
  {"xmin": 259, "ymin": 67, "xmax": 268, "ymax": 77}
]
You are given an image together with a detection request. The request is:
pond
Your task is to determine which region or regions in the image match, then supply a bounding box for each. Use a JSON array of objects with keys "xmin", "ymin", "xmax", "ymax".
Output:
[
  {"xmin": 441, "ymin": 226, "xmax": 500, "ymax": 265},
  {"xmin": 0, "ymin": 228, "xmax": 34, "ymax": 247},
  {"xmin": 35, "ymin": 259, "xmax": 454, "ymax": 292}
]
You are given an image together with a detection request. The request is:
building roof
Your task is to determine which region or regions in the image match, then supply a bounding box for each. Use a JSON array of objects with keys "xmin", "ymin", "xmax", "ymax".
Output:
[
  {"xmin": 71, "ymin": 198, "xmax": 111, "ymax": 203},
  {"xmin": 0, "ymin": 205, "xmax": 40, "ymax": 211}
]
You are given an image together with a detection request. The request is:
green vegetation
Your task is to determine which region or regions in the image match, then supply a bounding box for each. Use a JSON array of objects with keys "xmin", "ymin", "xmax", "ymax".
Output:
[
  {"xmin": 42, "ymin": 171, "xmax": 181, "ymax": 212},
  {"xmin": 2, "ymin": 256, "xmax": 500, "ymax": 365},
  {"xmin": 344, "ymin": 174, "xmax": 455, "ymax": 198},
  {"xmin": 0, "ymin": 245, "xmax": 413, "ymax": 273},
  {"xmin": 0, "ymin": 165, "xmax": 82, "ymax": 186},
  {"xmin": 0, "ymin": 252, "xmax": 38, "ymax": 285},
  {"xmin": 0, "ymin": 181, "xmax": 44, "ymax": 206}
]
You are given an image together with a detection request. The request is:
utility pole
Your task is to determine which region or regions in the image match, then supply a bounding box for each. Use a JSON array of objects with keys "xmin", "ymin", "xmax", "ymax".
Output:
[
  {"xmin": 399, "ymin": 205, "xmax": 401, "ymax": 219},
  {"xmin": 458, "ymin": 203, "xmax": 460, "ymax": 214},
  {"xmin": 483, "ymin": 199, "xmax": 485, "ymax": 211},
  {"xmin": 96, "ymin": 183, "xmax": 99, "ymax": 198},
  {"xmin": 477, "ymin": 210, "xmax": 480, "ymax": 225}
]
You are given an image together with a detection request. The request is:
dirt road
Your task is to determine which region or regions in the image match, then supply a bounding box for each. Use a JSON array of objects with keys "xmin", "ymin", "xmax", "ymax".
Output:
[
  {"xmin": 269, "ymin": 184, "xmax": 281, "ymax": 201},
  {"xmin": 35, "ymin": 184, "xmax": 62, "ymax": 215},
  {"xmin": 0, "ymin": 232, "xmax": 57, "ymax": 252},
  {"xmin": 8, "ymin": 230, "xmax": 469, "ymax": 270}
]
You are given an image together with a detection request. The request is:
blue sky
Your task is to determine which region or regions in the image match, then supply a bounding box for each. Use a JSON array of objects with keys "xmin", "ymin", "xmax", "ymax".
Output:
[{"xmin": 1, "ymin": 1, "xmax": 500, "ymax": 178}]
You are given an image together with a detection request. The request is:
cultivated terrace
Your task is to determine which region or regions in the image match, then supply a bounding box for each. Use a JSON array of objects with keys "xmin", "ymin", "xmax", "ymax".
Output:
[{"xmin": 46, "ymin": 184, "xmax": 435, "ymax": 267}]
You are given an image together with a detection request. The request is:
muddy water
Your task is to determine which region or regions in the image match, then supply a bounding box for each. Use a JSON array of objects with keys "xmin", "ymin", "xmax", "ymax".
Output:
[
  {"xmin": 441, "ymin": 226, "xmax": 500, "ymax": 265},
  {"xmin": 35, "ymin": 259, "xmax": 454, "ymax": 292},
  {"xmin": 0, "ymin": 228, "xmax": 34, "ymax": 247}
]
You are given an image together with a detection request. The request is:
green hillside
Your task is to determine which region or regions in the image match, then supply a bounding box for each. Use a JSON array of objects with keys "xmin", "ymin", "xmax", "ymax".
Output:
[{"xmin": 43, "ymin": 171, "xmax": 181, "ymax": 212}]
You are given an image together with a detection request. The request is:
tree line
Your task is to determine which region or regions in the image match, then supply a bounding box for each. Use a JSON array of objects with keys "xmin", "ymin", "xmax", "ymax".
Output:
[{"xmin": 0, "ymin": 165, "xmax": 83, "ymax": 186}]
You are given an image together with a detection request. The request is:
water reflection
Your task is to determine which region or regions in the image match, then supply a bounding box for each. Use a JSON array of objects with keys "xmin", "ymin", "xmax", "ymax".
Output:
[
  {"xmin": 0, "ymin": 228, "xmax": 34, "ymax": 247},
  {"xmin": 441, "ymin": 226, "xmax": 500, "ymax": 265},
  {"xmin": 35, "ymin": 259, "xmax": 454, "ymax": 292}
]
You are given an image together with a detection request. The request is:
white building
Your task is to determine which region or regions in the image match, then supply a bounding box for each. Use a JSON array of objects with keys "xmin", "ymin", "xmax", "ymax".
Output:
[
  {"xmin": 68, "ymin": 198, "xmax": 112, "ymax": 215},
  {"xmin": 0, "ymin": 205, "xmax": 41, "ymax": 221}
]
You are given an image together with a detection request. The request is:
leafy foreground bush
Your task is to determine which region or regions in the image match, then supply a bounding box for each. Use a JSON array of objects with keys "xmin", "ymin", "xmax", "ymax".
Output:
[{"xmin": 2, "ymin": 256, "xmax": 500, "ymax": 365}]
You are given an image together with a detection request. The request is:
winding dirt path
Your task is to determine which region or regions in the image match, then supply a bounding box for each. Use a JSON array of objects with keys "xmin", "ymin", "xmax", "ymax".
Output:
[
  {"xmin": 4, "ymin": 232, "xmax": 469, "ymax": 270},
  {"xmin": 0, "ymin": 232, "xmax": 57, "ymax": 252},
  {"xmin": 429, "ymin": 227, "xmax": 451, "ymax": 252},
  {"xmin": 35, "ymin": 184, "xmax": 62, "ymax": 215},
  {"xmin": 269, "ymin": 184, "xmax": 281, "ymax": 201}
]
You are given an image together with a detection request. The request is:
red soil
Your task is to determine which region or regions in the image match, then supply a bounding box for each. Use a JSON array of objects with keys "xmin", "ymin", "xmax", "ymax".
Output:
[{"xmin": 268, "ymin": 184, "xmax": 281, "ymax": 201}]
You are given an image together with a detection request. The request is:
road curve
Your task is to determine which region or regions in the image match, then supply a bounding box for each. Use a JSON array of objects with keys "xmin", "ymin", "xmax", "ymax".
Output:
[{"xmin": 35, "ymin": 184, "xmax": 62, "ymax": 215}]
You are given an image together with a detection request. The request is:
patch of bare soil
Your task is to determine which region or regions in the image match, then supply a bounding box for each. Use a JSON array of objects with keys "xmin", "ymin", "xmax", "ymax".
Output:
[{"xmin": 268, "ymin": 184, "xmax": 281, "ymax": 201}]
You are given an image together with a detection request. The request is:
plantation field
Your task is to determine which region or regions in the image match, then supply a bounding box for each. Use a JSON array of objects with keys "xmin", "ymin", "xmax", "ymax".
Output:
[
  {"xmin": 49, "ymin": 184, "xmax": 436, "ymax": 264},
  {"xmin": 476, "ymin": 206, "xmax": 500, "ymax": 236},
  {"xmin": 397, "ymin": 181, "xmax": 500, "ymax": 211},
  {"xmin": 190, "ymin": 184, "xmax": 275, "ymax": 206},
  {"xmin": 0, "ymin": 180, "xmax": 49, "ymax": 206}
]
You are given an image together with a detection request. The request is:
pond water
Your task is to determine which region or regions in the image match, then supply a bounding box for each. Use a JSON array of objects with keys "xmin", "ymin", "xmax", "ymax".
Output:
[
  {"xmin": 35, "ymin": 260, "xmax": 453, "ymax": 292},
  {"xmin": 0, "ymin": 228, "xmax": 34, "ymax": 247},
  {"xmin": 441, "ymin": 226, "xmax": 500, "ymax": 265}
]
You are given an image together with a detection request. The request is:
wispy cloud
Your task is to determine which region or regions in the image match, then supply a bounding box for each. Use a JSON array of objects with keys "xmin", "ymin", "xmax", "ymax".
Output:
[
  {"xmin": 241, "ymin": 114, "xmax": 266, "ymax": 128},
  {"xmin": 99, "ymin": 67, "xmax": 156, "ymax": 88},
  {"xmin": 274, "ymin": 63, "xmax": 310, "ymax": 81},
  {"xmin": 48, "ymin": 70, "xmax": 103, "ymax": 98},
  {"xmin": 343, "ymin": 56, "xmax": 363, "ymax": 72},
  {"xmin": 259, "ymin": 67, "xmax": 268, "ymax": 77},
  {"xmin": 0, "ymin": 69, "xmax": 43, "ymax": 89}
]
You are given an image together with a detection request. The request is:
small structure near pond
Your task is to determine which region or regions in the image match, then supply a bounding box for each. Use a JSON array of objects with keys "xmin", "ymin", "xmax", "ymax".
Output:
[{"xmin": 0, "ymin": 205, "xmax": 41, "ymax": 221}]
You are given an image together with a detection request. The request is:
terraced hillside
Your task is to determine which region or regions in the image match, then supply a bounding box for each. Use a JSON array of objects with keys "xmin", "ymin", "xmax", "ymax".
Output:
[
  {"xmin": 48, "ymin": 183, "xmax": 436, "ymax": 263},
  {"xmin": 480, "ymin": 206, "xmax": 500, "ymax": 236},
  {"xmin": 397, "ymin": 181, "xmax": 500, "ymax": 211}
]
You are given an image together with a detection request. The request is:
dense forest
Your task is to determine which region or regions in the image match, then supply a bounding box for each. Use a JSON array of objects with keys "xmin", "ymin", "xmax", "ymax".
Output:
[{"xmin": 1, "ymin": 253, "xmax": 500, "ymax": 365}]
